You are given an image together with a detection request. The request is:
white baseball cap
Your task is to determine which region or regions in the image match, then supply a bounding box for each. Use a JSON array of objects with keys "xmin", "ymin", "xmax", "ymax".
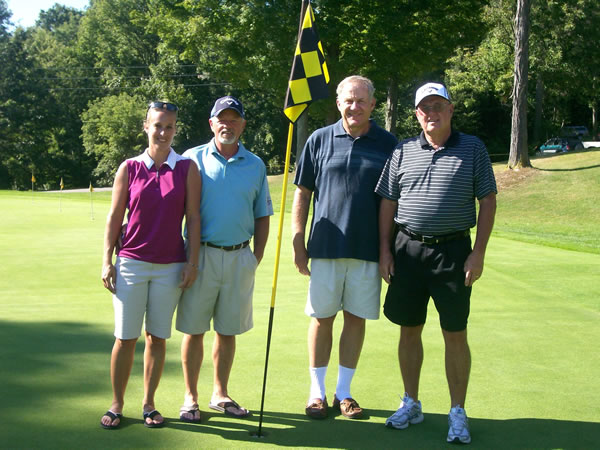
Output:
[{"xmin": 415, "ymin": 82, "xmax": 451, "ymax": 107}]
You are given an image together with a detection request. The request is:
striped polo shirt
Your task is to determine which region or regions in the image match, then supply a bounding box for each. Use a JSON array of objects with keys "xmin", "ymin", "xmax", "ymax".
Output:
[{"xmin": 375, "ymin": 131, "xmax": 497, "ymax": 235}]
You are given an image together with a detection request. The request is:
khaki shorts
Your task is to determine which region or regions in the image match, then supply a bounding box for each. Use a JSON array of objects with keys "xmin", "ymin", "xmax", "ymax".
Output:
[
  {"xmin": 176, "ymin": 245, "xmax": 257, "ymax": 336},
  {"xmin": 113, "ymin": 257, "xmax": 183, "ymax": 340},
  {"xmin": 305, "ymin": 258, "xmax": 381, "ymax": 320}
]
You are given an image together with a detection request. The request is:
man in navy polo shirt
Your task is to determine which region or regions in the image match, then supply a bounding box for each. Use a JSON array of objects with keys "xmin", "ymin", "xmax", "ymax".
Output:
[
  {"xmin": 376, "ymin": 82, "xmax": 497, "ymax": 444},
  {"xmin": 292, "ymin": 75, "xmax": 398, "ymax": 420},
  {"xmin": 176, "ymin": 96, "xmax": 273, "ymax": 422}
]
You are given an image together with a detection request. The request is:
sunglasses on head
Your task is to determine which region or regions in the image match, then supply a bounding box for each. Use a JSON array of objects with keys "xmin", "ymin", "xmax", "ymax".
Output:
[{"xmin": 148, "ymin": 101, "xmax": 179, "ymax": 112}]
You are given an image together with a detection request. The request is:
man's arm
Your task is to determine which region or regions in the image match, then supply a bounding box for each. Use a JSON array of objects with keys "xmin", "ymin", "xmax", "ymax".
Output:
[
  {"xmin": 464, "ymin": 192, "xmax": 496, "ymax": 286},
  {"xmin": 379, "ymin": 198, "xmax": 397, "ymax": 284},
  {"xmin": 253, "ymin": 215, "xmax": 270, "ymax": 265},
  {"xmin": 291, "ymin": 185, "xmax": 312, "ymax": 276}
]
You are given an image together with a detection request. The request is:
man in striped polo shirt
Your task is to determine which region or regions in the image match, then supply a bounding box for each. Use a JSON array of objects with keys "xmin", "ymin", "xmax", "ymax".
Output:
[{"xmin": 376, "ymin": 82, "xmax": 497, "ymax": 444}]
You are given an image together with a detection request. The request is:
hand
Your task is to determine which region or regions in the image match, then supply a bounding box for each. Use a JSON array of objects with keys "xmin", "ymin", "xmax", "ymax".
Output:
[
  {"xmin": 464, "ymin": 249, "xmax": 484, "ymax": 287},
  {"xmin": 379, "ymin": 248, "xmax": 395, "ymax": 284},
  {"xmin": 102, "ymin": 263, "xmax": 117, "ymax": 293},
  {"xmin": 293, "ymin": 245, "xmax": 310, "ymax": 276},
  {"xmin": 179, "ymin": 263, "xmax": 198, "ymax": 290}
]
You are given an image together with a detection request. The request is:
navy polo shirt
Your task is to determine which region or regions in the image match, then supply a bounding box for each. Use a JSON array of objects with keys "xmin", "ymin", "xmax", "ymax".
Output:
[{"xmin": 294, "ymin": 119, "xmax": 398, "ymax": 262}]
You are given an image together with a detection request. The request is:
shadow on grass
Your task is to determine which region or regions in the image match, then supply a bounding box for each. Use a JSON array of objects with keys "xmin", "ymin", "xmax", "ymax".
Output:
[
  {"xmin": 165, "ymin": 409, "xmax": 600, "ymax": 449},
  {"xmin": 1, "ymin": 319, "xmax": 598, "ymax": 449},
  {"xmin": 533, "ymin": 163, "xmax": 600, "ymax": 172}
]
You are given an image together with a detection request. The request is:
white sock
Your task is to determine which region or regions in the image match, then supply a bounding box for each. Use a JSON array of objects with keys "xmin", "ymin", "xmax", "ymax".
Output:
[
  {"xmin": 335, "ymin": 365, "xmax": 356, "ymax": 400},
  {"xmin": 309, "ymin": 366, "xmax": 327, "ymax": 401}
]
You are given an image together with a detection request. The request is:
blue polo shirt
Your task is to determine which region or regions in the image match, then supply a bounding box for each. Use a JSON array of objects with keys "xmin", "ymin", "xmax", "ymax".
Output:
[
  {"xmin": 294, "ymin": 119, "xmax": 398, "ymax": 262},
  {"xmin": 183, "ymin": 139, "xmax": 273, "ymax": 246}
]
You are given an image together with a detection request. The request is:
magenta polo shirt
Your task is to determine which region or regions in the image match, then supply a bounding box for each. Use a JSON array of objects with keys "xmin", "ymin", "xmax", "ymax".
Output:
[{"xmin": 117, "ymin": 148, "xmax": 191, "ymax": 264}]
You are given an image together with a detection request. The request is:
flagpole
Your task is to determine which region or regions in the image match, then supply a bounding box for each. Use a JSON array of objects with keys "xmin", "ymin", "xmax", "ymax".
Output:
[
  {"xmin": 253, "ymin": 0, "xmax": 329, "ymax": 437},
  {"xmin": 59, "ymin": 177, "xmax": 64, "ymax": 212},
  {"xmin": 254, "ymin": 122, "xmax": 295, "ymax": 437},
  {"xmin": 31, "ymin": 172, "xmax": 35, "ymax": 201},
  {"xmin": 89, "ymin": 182, "xmax": 95, "ymax": 220}
]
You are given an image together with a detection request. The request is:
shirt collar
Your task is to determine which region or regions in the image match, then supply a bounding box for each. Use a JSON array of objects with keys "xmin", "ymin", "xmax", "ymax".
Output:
[
  {"xmin": 140, "ymin": 148, "xmax": 181, "ymax": 169},
  {"xmin": 208, "ymin": 138, "xmax": 248, "ymax": 161},
  {"xmin": 419, "ymin": 130, "xmax": 459, "ymax": 150},
  {"xmin": 334, "ymin": 118, "xmax": 378, "ymax": 139}
]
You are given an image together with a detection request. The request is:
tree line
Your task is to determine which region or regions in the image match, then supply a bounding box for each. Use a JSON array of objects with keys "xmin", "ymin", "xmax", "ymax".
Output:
[{"xmin": 0, "ymin": 0, "xmax": 597, "ymax": 190}]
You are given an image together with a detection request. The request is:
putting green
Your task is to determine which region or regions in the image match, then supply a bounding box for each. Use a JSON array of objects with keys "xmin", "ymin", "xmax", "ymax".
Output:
[{"xmin": 0, "ymin": 190, "xmax": 598, "ymax": 448}]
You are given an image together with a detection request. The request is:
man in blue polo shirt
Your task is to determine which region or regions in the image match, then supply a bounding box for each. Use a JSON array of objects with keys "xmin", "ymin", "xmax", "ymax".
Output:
[
  {"xmin": 176, "ymin": 96, "xmax": 273, "ymax": 422},
  {"xmin": 292, "ymin": 75, "xmax": 398, "ymax": 420},
  {"xmin": 376, "ymin": 82, "xmax": 497, "ymax": 444}
]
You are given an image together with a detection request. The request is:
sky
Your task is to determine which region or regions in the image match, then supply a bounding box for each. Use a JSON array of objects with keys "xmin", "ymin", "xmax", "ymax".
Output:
[{"xmin": 6, "ymin": 0, "xmax": 89, "ymax": 28}]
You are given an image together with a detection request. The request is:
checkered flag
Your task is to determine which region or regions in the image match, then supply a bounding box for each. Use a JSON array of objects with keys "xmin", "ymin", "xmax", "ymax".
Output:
[{"xmin": 283, "ymin": 0, "xmax": 330, "ymax": 123}]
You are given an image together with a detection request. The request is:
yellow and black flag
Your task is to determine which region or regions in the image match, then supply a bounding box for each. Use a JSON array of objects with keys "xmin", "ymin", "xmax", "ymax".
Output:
[{"xmin": 283, "ymin": 0, "xmax": 330, "ymax": 123}]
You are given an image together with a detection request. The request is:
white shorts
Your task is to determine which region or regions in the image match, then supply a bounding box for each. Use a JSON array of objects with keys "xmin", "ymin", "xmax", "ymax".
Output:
[
  {"xmin": 306, "ymin": 258, "xmax": 381, "ymax": 320},
  {"xmin": 176, "ymin": 244, "xmax": 257, "ymax": 336},
  {"xmin": 113, "ymin": 257, "xmax": 184, "ymax": 340}
]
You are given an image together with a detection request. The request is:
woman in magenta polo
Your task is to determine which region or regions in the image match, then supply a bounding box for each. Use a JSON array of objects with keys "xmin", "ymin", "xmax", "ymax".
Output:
[{"xmin": 100, "ymin": 102, "xmax": 201, "ymax": 429}]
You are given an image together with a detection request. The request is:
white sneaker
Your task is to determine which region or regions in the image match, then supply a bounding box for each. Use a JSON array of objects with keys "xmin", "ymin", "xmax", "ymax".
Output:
[
  {"xmin": 447, "ymin": 406, "xmax": 471, "ymax": 444},
  {"xmin": 385, "ymin": 393, "xmax": 424, "ymax": 429}
]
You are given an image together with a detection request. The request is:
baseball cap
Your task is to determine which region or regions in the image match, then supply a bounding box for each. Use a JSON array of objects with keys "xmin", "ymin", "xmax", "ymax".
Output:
[
  {"xmin": 210, "ymin": 96, "xmax": 245, "ymax": 118},
  {"xmin": 415, "ymin": 83, "xmax": 451, "ymax": 107}
]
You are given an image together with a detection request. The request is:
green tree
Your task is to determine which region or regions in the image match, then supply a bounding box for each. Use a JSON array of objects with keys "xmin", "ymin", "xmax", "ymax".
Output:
[
  {"xmin": 27, "ymin": 4, "xmax": 95, "ymax": 188},
  {"xmin": 81, "ymin": 93, "xmax": 146, "ymax": 185}
]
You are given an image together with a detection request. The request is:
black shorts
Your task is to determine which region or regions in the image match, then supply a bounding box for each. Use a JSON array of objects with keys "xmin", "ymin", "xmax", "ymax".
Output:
[{"xmin": 383, "ymin": 230, "xmax": 472, "ymax": 332}]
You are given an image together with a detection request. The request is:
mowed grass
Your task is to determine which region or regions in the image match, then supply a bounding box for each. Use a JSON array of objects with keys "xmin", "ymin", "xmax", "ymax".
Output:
[
  {"xmin": 493, "ymin": 148, "xmax": 600, "ymax": 254},
  {"xmin": 0, "ymin": 153, "xmax": 599, "ymax": 449}
]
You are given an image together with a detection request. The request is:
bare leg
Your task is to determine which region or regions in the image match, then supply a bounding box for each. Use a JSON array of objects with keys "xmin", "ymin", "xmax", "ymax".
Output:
[
  {"xmin": 101, "ymin": 337, "xmax": 137, "ymax": 428},
  {"xmin": 399, "ymin": 325, "xmax": 424, "ymax": 401},
  {"xmin": 442, "ymin": 329, "xmax": 470, "ymax": 408},
  {"xmin": 181, "ymin": 333, "xmax": 204, "ymax": 405},
  {"xmin": 338, "ymin": 311, "xmax": 365, "ymax": 369},
  {"xmin": 308, "ymin": 315, "xmax": 336, "ymax": 368},
  {"xmin": 212, "ymin": 332, "xmax": 236, "ymax": 401},
  {"xmin": 143, "ymin": 332, "xmax": 166, "ymax": 426}
]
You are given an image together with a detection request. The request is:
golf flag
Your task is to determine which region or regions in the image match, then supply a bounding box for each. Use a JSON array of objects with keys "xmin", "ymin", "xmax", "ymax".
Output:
[
  {"xmin": 283, "ymin": 0, "xmax": 330, "ymax": 123},
  {"xmin": 89, "ymin": 182, "xmax": 94, "ymax": 192},
  {"xmin": 255, "ymin": 0, "xmax": 330, "ymax": 438},
  {"xmin": 60, "ymin": 177, "xmax": 64, "ymax": 190},
  {"xmin": 31, "ymin": 173, "xmax": 36, "ymax": 183}
]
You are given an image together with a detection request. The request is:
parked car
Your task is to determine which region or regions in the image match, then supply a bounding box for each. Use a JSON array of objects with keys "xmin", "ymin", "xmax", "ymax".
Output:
[
  {"xmin": 539, "ymin": 137, "xmax": 570, "ymax": 154},
  {"xmin": 560, "ymin": 126, "xmax": 586, "ymax": 150}
]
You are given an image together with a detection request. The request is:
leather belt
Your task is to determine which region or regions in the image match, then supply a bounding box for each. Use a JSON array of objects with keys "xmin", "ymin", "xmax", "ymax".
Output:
[
  {"xmin": 203, "ymin": 240, "xmax": 250, "ymax": 251},
  {"xmin": 397, "ymin": 225, "xmax": 469, "ymax": 245}
]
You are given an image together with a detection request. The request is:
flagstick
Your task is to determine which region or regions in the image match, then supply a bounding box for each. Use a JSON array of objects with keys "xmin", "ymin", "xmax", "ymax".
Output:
[
  {"xmin": 254, "ymin": 122, "xmax": 295, "ymax": 438},
  {"xmin": 59, "ymin": 191, "xmax": 62, "ymax": 212},
  {"xmin": 90, "ymin": 189, "xmax": 94, "ymax": 220}
]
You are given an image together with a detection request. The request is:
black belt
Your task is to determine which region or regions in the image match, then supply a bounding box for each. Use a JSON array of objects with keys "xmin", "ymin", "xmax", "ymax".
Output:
[
  {"xmin": 203, "ymin": 240, "xmax": 250, "ymax": 251},
  {"xmin": 397, "ymin": 225, "xmax": 469, "ymax": 245}
]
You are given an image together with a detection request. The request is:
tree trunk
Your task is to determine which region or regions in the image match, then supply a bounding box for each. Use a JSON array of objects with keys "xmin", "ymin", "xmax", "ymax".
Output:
[
  {"xmin": 533, "ymin": 73, "xmax": 544, "ymax": 145},
  {"xmin": 385, "ymin": 76, "xmax": 399, "ymax": 134},
  {"xmin": 508, "ymin": 0, "xmax": 532, "ymax": 169}
]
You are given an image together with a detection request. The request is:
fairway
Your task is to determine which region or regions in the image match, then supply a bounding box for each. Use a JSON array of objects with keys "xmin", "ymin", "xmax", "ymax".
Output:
[{"xmin": 1, "ymin": 156, "xmax": 599, "ymax": 448}]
